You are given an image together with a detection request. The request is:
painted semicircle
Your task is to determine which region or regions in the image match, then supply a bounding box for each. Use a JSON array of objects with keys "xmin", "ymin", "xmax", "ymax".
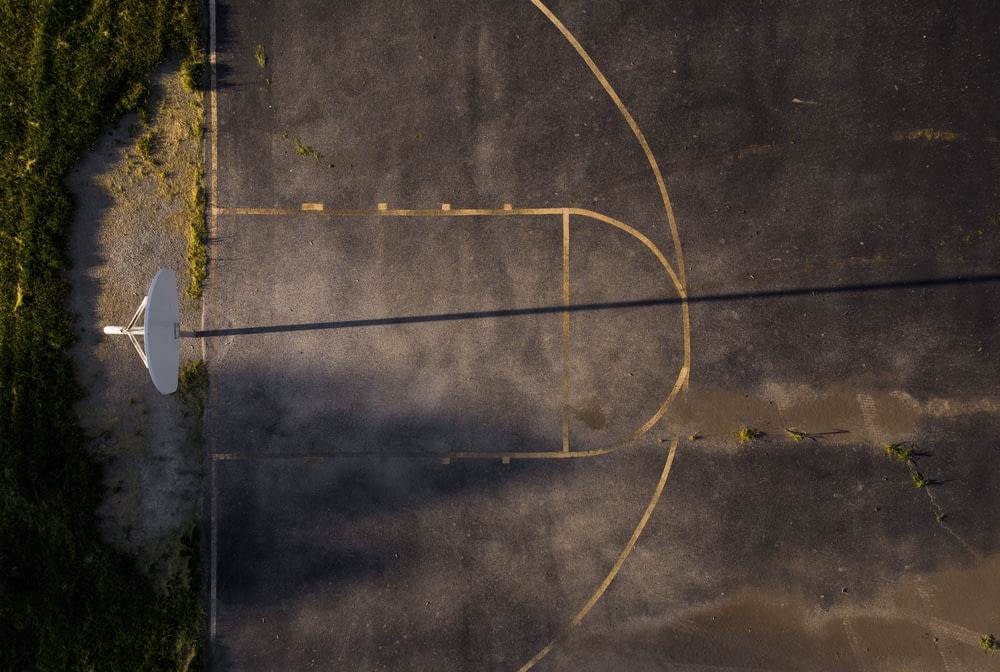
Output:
[{"xmin": 562, "ymin": 209, "xmax": 689, "ymax": 457}]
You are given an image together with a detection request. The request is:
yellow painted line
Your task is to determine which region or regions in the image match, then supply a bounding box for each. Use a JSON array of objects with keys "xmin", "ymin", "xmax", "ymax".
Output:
[
  {"xmin": 214, "ymin": 205, "xmax": 684, "ymax": 288},
  {"xmin": 530, "ymin": 0, "xmax": 687, "ymax": 290},
  {"xmin": 219, "ymin": 207, "xmax": 303, "ymax": 215},
  {"xmin": 216, "ymin": 206, "xmax": 567, "ymax": 217},
  {"xmin": 517, "ymin": 6, "xmax": 692, "ymax": 668},
  {"xmin": 562, "ymin": 209, "xmax": 571, "ymax": 452},
  {"xmin": 214, "ymin": 205, "xmax": 678, "ymax": 278},
  {"xmin": 518, "ymin": 436, "xmax": 681, "ymax": 671},
  {"xmin": 301, "ymin": 202, "xmax": 324, "ymax": 211}
]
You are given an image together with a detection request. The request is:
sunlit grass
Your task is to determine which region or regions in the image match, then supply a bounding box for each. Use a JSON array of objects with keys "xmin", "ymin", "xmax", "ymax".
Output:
[
  {"xmin": 883, "ymin": 442, "xmax": 915, "ymax": 464},
  {"xmin": 0, "ymin": 1, "xmax": 205, "ymax": 669}
]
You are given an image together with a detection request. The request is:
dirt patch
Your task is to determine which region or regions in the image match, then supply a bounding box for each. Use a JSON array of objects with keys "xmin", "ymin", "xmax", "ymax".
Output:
[
  {"xmin": 665, "ymin": 380, "xmax": 946, "ymax": 451},
  {"xmin": 65, "ymin": 54, "xmax": 205, "ymax": 588}
]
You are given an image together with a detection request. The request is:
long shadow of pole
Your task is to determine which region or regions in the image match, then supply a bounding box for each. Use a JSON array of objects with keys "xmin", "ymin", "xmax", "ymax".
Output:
[{"xmin": 184, "ymin": 273, "xmax": 1000, "ymax": 338}]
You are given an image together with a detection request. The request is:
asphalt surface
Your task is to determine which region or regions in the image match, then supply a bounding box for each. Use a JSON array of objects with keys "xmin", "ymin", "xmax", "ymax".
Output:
[{"xmin": 203, "ymin": 1, "xmax": 1000, "ymax": 670}]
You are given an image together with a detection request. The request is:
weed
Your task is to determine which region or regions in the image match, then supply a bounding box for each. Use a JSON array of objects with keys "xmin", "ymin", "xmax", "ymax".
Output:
[
  {"xmin": 908, "ymin": 128, "xmax": 962, "ymax": 142},
  {"xmin": 190, "ymin": 118, "xmax": 203, "ymax": 142},
  {"xmin": 737, "ymin": 427, "xmax": 762, "ymax": 443},
  {"xmin": 935, "ymin": 513, "xmax": 947, "ymax": 523},
  {"xmin": 785, "ymin": 428, "xmax": 809, "ymax": 442},
  {"xmin": 294, "ymin": 136, "xmax": 322, "ymax": 160},
  {"xmin": 980, "ymin": 634, "xmax": 998, "ymax": 652},
  {"xmin": 136, "ymin": 130, "xmax": 159, "ymax": 164},
  {"xmin": 883, "ymin": 442, "xmax": 915, "ymax": 464},
  {"xmin": 911, "ymin": 471, "xmax": 930, "ymax": 488},
  {"xmin": 255, "ymin": 43, "xmax": 267, "ymax": 69}
]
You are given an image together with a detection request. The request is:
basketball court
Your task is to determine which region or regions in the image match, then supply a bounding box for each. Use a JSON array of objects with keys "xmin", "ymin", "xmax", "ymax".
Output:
[{"xmin": 201, "ymin": 1, "xmax": 1000, "ymax": 670}]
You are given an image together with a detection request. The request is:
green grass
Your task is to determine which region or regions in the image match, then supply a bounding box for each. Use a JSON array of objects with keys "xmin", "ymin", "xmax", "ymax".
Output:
[
  {"xmin": 136, "ymin": 129, "xmax": 160, "ymax": 164},
  {"xmin": 911, "ymin": 471, "xmax": 930, "ymax": 488},
  {"xmin": 883, "ymin": 442, "xmax": 915, "ymax": 464},
  {"xmin": 736, "ymin": 427, "xmax": 762, "ymax": 443},
  {"xmin": 981, "ymin": 634, "xmax": 998, "ymax": 652},
  {"xmin": 1, "ymin": 1, "xmax": 205, "ymax": 669},
  {"xmin": 178, "ymin": 359, "xmax": 208, "ymax": 417},
  {"xmin": 185, "ymin": 165, "xmax": 207, "ymax": 299},
  {"xmin": 180, "ymin": 55, "xmax": 204, "ymax": 93}
]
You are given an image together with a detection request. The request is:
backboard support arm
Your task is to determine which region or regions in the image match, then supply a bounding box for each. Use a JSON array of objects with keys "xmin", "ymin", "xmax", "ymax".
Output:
[{"xmin": 103, "ymin": 296, "xmax": 149, "ymax": 368}]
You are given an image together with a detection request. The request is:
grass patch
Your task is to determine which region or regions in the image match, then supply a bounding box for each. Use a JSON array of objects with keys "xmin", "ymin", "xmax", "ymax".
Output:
[
  {"xmin": 255, "ymin": 43, "xmax": 267, "ymax": 69},
  {"xmin": 178, "ymin": 359, "xmax": 208, "ymax": 417},
  {"xmin": 180, "ymin": 56, "xmax": 204, "ymax": 93},
  {"xmin": 1, "ymin": 1, "xmax": 205, "ymax": 669},
  {"xmin": 911, "ymin": 471, "xmax": 930, "ymax": 488},
  {"xmin": 736, "ymin": 427, "xmax": 762, "ymax": 443},
  {"xmin": 136, "ymin": 130, "xmax": 160, "ymax": 164},
  {"xmin": 185, "ymin": 164, "xmax": 207, "ymax": 299},
  {"xmin": 883, "ymin": 442, "xmax": 915, "ymax": 464},
  {"xmin": 177, "ymin": 360, "xmax": 208, "ymax": 461},
  {"xmin": 981, "ymin": 634, "xmax": 999, "ymax": 652},
  {"xmin": 907, "ymin": 128, "xmax": 962, "ymax": 142},
  {"xmin": 785, "ymin": 428, "xmax": 809, "ymax": 442}
]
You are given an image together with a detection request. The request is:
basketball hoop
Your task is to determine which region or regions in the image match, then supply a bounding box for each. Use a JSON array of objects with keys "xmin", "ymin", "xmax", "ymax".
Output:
[{"xmin": 103, "ymin": 268, "xmax": 181, "ymax": 395}]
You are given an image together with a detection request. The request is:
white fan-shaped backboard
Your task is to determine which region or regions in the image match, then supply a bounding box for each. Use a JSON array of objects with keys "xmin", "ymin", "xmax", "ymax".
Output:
[
  {"xmin": 144, "ymin": 269, "xmax": 180, "ymax": 394},
  {"xmin": 103, "ymin": 268, "xmax": 180, "ymax": 395}
]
